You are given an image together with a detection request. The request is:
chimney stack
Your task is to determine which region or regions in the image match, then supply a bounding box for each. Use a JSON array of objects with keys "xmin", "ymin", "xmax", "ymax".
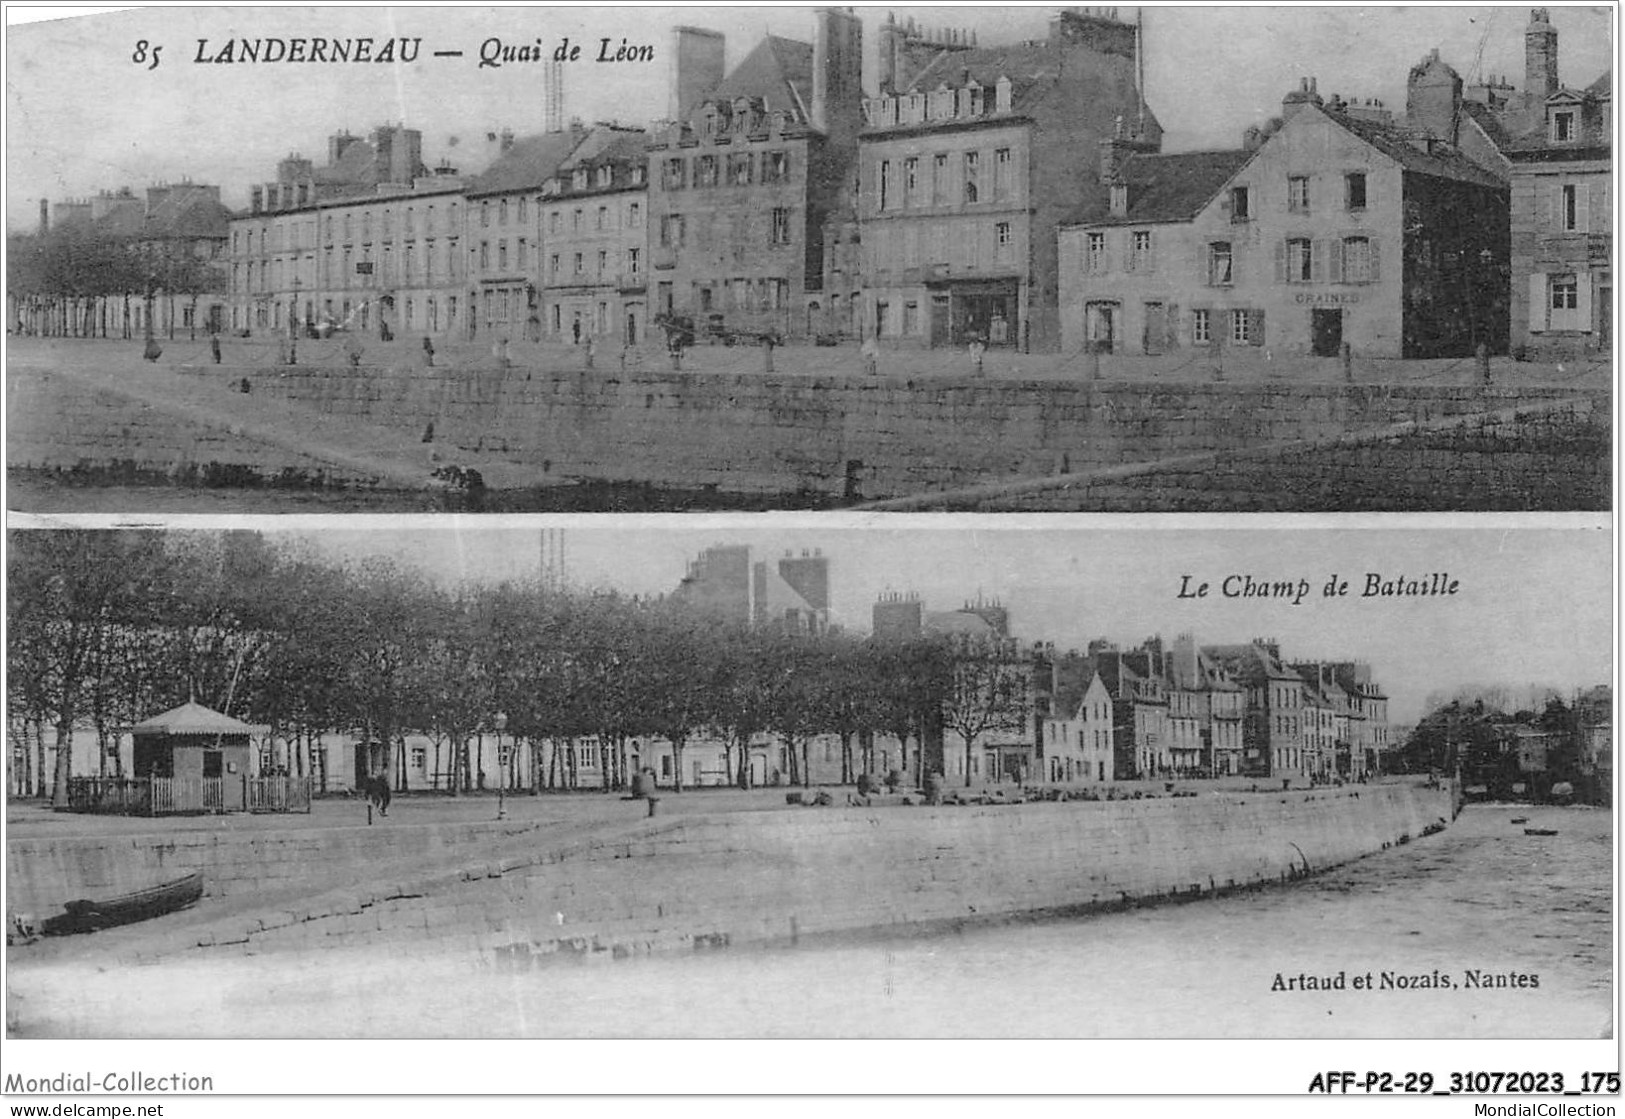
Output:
[
  {"xmin": 670, "ymin": 26, "xmax": 726, "ymax": 121},
  {"xmin": 1524, "ymin": 7, "xmax": 1559, "ymax": 112}
]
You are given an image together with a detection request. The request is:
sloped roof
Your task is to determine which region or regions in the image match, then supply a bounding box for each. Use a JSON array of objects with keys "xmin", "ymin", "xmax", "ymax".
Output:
[
  {"xmin": 130, "ymin": 701, "xmax": 266, "ymax": 737},
  {"xmin": 466, "ymin": 131, "xmax": 586, "ymax": 197},
  {"xmin": 708, "ymin": 35, "xmax": 814, "ymax": 123},
  {"xmin": 1503, "ymin": 71, "xmax": 1613, "ymax": 154},
  {"xmin": 1460, "ymin": 99, "xmax": 1518, "ymax": 150},
  {"xmin": 1071, "ymin": 148, "xmax": 1253, "ymax": 227},
  {"xmin": 906, "ymin": 41, "xmax": 1057, "ymax": 114},
  {"xmin": 1586, "ymin": 69, "xmax": 1612, "ymax": 99},
  {"xmin": 559, "ymin": 127, "xmax": 647, "ymax": 171},
  {"xmin": 1332, "ymin": 110, "xmax": 1509, "ymax": 189},
  {"xmin": 1050, "ymin": 663, "xmax": 1104, "ymax": 720},
  {"xmin": 147, "ymin": 193, "xmax": 231, "ymax": 239}
]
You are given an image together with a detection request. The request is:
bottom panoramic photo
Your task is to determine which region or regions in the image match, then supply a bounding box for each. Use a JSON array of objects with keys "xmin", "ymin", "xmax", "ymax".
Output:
[{"xmin": 4, "ymin": 519, "xmax": 1612, "ymax": 1042}]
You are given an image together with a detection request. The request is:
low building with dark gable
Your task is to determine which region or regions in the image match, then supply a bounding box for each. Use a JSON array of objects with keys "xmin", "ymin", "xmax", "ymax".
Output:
[{"xmin": 1060, "ymin": 79, "xmax": 1510, "ymax": 360}]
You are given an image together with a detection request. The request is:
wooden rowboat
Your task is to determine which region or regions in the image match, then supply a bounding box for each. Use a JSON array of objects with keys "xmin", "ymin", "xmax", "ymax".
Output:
[
  {"xmin": 1523, "ymin": 827, "xmax": 1559, "ymax": 837},
  {"xmin": 41, "ymin": 871, "xmax": 204, "ymax": 936}
]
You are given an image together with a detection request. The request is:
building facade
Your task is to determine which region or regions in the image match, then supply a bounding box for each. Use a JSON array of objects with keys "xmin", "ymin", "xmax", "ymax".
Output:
[
  {"xmin": 537, "ymin": 126, "xmax": 651, "ymax": 346},
  {"xmin": 646, "ymin": 9, "xmax": 864, "ymax": 342},
  {"xmin": 1060, "ymin": 81, "xmax": 1511, "ymax": 359},
  {"xmin": 858, "ymin": 7, "xmax": 1162, "ymax": 352},
  {"xmin": 1505, "ymin": 16, "xmax": 1611, "ymax": 356}
]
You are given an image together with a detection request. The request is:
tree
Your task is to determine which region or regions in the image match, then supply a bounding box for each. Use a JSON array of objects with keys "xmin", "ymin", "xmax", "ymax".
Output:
[
  {"xmin": 8, "ymin": 530, "xmax": 170, "ymax": 806},
  {"xmin": 940, "ymin": 634, "xmax": 1031, "ymax": 787}
]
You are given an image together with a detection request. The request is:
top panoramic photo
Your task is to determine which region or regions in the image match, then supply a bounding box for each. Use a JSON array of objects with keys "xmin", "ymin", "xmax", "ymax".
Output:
[{"xmin": 5, "ymin": 5, "xmax": 1612, "ymax": 514}]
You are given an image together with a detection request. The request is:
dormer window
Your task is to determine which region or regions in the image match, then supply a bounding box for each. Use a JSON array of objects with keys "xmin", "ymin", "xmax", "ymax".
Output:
[
  {"xmin": 572, "ymin": 168, "xmax": 589, "ymax": 190},
  {"xmin": 597, "ymin": 166, "xmax": 613, "ymax": 188},
  {"xmin": 1110, "ymin": 183, "xmax": 1128, "ymax": 215},
  {"xmin": 1551, "ymin": 109, "xmax": 1577, "ymax": 141}
]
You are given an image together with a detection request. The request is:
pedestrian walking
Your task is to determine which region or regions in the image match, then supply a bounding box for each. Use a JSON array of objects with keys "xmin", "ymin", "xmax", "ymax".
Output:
[
  {"xmin": 210, "ymin": 333, "xmax": 222, "ymax": 365},
  {"xmin": 969, "ymin": 336, "xmax": 986, "ymax": 377},
  {"xmin": 345, "ymin": 332, "xmax": 365, "ymax": 367},
  {"xmin": 862, "ymin": 335, "xmax": 879, "ymax": 376},
  {"xmin": 422, "ymin": 336, "xmax": 436, "ymax": 368}
]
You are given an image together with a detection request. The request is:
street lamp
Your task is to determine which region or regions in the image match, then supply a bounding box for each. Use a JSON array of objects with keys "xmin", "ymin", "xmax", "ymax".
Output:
[{"xmin": 493, "ymin": 711, "xmax": 509, "ymax": 820}]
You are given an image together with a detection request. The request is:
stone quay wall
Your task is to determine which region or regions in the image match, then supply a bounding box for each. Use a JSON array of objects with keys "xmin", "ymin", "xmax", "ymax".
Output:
[
  {"xmin": 10, "ymin": 782, "xmax": 1455, "ymax": 963},
  {"xmin": 242, "ymin": 367, "xmax": 1602, "ymax": 501},
  {"xmin": 13, "ymin": 357, "xmax": 1598, "ymax": 502},
  {"xmin": 864, "ymin": 396, "xmax": 1610, "ymax": 511}
]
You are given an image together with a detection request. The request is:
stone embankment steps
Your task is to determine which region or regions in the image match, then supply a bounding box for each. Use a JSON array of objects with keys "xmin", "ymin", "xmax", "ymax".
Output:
[{"xmin": 14, "ymin": 783, "xmax": 1454, "ymax": 969}]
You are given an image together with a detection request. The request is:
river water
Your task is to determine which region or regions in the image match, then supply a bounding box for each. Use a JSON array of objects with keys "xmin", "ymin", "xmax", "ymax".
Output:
[{"xmin": 8, "ymin": 804, "xmax": 1611, "ymax": 1040}]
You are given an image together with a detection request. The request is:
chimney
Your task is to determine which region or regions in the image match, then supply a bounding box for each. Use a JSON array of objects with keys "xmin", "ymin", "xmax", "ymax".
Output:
[
  {"xmin": 812, "ymin": 7, "xmax": 864, "ymax": 144},
  {"xmin": 1525, "ymin": 8, "xmax": 1559, "ymax": 112},
  {"xmin": 670, "ymin": 26, "xmax": 726, "ymax": 121},
  {"xmin": 1282, "ymin": 76, "xmax": 1324, "ymax": 120},
  {"xmin": 500, "ymin": 127, "xmax": 515, "ymax": 153},
  {"xmin": 1406, "ymin": 47, "xmax": 1463, "ymax": 144}
]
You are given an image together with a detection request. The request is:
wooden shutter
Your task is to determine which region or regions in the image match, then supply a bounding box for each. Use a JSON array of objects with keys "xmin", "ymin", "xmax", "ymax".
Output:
[
  {"xmin": 1273, "ymin": 240, "xmax": 1286, "ymax": 284},
  {"xmin": 1528, "ymin": 273, "xmax": 1548, "ymax": 332},
  {"xmin": 1549, "ymin": 183, "xmax": 1563, "ymax": 231},
  {"xmin": 1593, "ymin": 180, "xmax": 1610, "ymax": 232},
  {"xmin": 1576, "ymin": 272, "xmax": 1594, "ymax": 332},
  {"xmin": 1329, "ymin": 238, "xmax": 1345, "ymax": 283},
  {"xmin": 1368, "ymin": 238, "xmax": 1381, "ymax": 282},
  {"xmin": 1575, "ymin": 184, "xmax": 1590, "ymax": 233},
  {"xmin": 1311, "ymin": 239, "xmax": 1328, "ymax": 283},
  {"xmin": 1249, "ymin": 308, "xmax": 1266, "ymax": 346}
]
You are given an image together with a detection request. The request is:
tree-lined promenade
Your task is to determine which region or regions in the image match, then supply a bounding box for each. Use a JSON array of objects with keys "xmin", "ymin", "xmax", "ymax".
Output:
[{"xmin": 6, "ymin": 530, "xmax": 1029, "ymax": 805}]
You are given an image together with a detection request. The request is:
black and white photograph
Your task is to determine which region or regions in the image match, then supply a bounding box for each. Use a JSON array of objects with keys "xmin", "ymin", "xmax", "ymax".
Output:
[
  {"xmin": 2, "ymin": 2, "xmax": 1617, "ymax": 1111},
  {"xmin": 3, "ymin": 4, "xmax": 1611, "ymax": 513},
  {"xmin": 2, "ymin": 518, "xmax": 1613, "ymax": 1050}
]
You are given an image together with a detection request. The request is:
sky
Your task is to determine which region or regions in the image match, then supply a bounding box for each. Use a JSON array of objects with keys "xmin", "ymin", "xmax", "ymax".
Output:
[
  {"xmin": 4, "ymin": 4, "xmax": 1615, "ymax": 230},
  {"xmin": 282, "ymin": 516, "xmax": 1613, "ymax": 725}
]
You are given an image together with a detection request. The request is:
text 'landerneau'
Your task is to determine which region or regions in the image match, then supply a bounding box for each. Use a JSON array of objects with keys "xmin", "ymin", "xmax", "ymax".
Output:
[{"xmin": 1178, "ymin": 573, "xmax": 1460, "ymax": 605}]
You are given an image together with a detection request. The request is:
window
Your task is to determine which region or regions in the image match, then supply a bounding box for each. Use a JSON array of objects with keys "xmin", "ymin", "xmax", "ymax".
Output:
[
  {"xmin": 729, "ymin": 153, "xmax": 753, "ymax": 185},
  {"xmin": 660, "ymin": 214, "xmax": 685, "ymax": 247},
  {"xmin": 1230, "ymin": 309, "xmax": 1251, "ymax": 344},
  {"xmin": 1552, "ymin": 110, "xmax": 1576, "ymax": 142},
  {"xmin": 964, "ymin": 151, "xmax": 980, "ymax": 203},
  {"xmin": 1229, "ymin": 186, "xmax": 1250, "ymax": 222},
  {"xmin": 517, "ymin": 197, "xmax": 527, "ymax": 224},
  {"xmin": 597, "ymin": 205, "xmax": 608, "ymax": 230},
  {"xmin": 771, "ymin": 207, "xmax": 792, "ymax": 245},
  {"xmin": 479, "ymin": 241, "xmax": 490, "ymax": 270},
  {"xmin": 697, "ymin": 155, "xmax": 718, "ymax": 187},
  {"xmin": 550, "ymin": 211, "xmax": 562, "ymax": 234},
  {"xmin": 933, "ymin": 153, "xmax": 949, "ymax": 204},
  {"xmin": 498, "ymin": 241, "xmax": 508, "ymax": 269},
  {"xmin": 1561, "ymin": 183, "xmax": 1582, "ymax": 231},
  {"xmin": 995, "ymin": 221, "xmax": 1013, "ymax": 262},
  {"xmin": 597, "ymin": 250, "xmax": 607, "ymax": 276},
  {"xmin": 879, "ymin": 160, "xmax": 892, "ymax": 210},
  {"xmin": 481, "ymin": 202, "xmax": 490, "ymax": 228},
  {"xmin": 628, "ymin": 202, "xmax": 641, "ymax": 228},
  {"xmin": 904, "ymin": 157, "xmax": 919, "ymax": 206},
  {"xmin": 597, "ymin": 166, "xmax": 612, "ymax": 188},
  {"xmin": 1086, "ymin": 231, "xmax": 1107, "ymax": 274},
  {"xmin": 516, "ymin": 238, "xmax": 527, "ymax": 268},
  {"xmin": 628, "ymin": 247, "xmax": 640, "ymax": 275},
  {"xmin": 763, "ymin": 151, "xmax": 788, "ymax": 183},
  {"xmin": 573, "ymin": 252, "xmax": 584, "ymax": 275},
  {"xmin": 1193, "ymin": 309, "xmax": 1211, "ymax": 344},
  {"xmin": 1550, "ymin": 273, "xmax": 1578, "ymax": 310},
  {"xmin": 1345, "ymin": 172, "xmax": 1367, "ymax": 210},
  {"xmin": 1286, "ymin": 237, "xmax": 1313, "ymax": 282},
  {"xmin": 572, "ymin": 209, "xmax": 582, "ymax": 231},
  {"xmin": 1207, "ymin": 241, "xmax": 1233, "ymax": 285},
  {"xmin": 994, "ymin": 148, "xmax": 1012, "ymax": 200},
  {"xmin": 1288, "ymin": 175, "xmax": 1310, "ymax": 213},
  {"xmin": 499, "ymin": 199, "xmax": 509, "ymax": 225},
  {"xmin": 664, "ymin": 157, "xmax": 686, "ymax": 190},
  {"xmin": 1342, "ymin": 236, "xmax": 1376, "ymax": 282},
  {"xmin": 631, "ymin": 164, "xmax": 646, "ymax": 186},
  {"xmin": 1130, "ymin": 230, "xmax": 1152, "ymax": 271}
]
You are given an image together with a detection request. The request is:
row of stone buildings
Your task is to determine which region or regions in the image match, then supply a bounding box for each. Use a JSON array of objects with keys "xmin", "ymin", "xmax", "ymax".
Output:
[
  {"xmin": 1060, "ymin": 9, "xmax": 1610, "ymax": 360},
  {"xmin": 24, "ymin": 8, "xmax": 1606, "ymax": 359}
]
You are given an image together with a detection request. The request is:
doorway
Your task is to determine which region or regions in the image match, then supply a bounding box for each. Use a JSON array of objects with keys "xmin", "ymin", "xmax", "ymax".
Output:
[
  {"xmin": 1085, "ymin": 302, "xmax": 1117, "ymax": 354},
  {"xmin": 1311, "ymin": 308, "xmax": 1343, "ymax": 357},
  {"xmin": 1143, "ymin": 302, "xmax": 1166, "ymax": 355}
]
